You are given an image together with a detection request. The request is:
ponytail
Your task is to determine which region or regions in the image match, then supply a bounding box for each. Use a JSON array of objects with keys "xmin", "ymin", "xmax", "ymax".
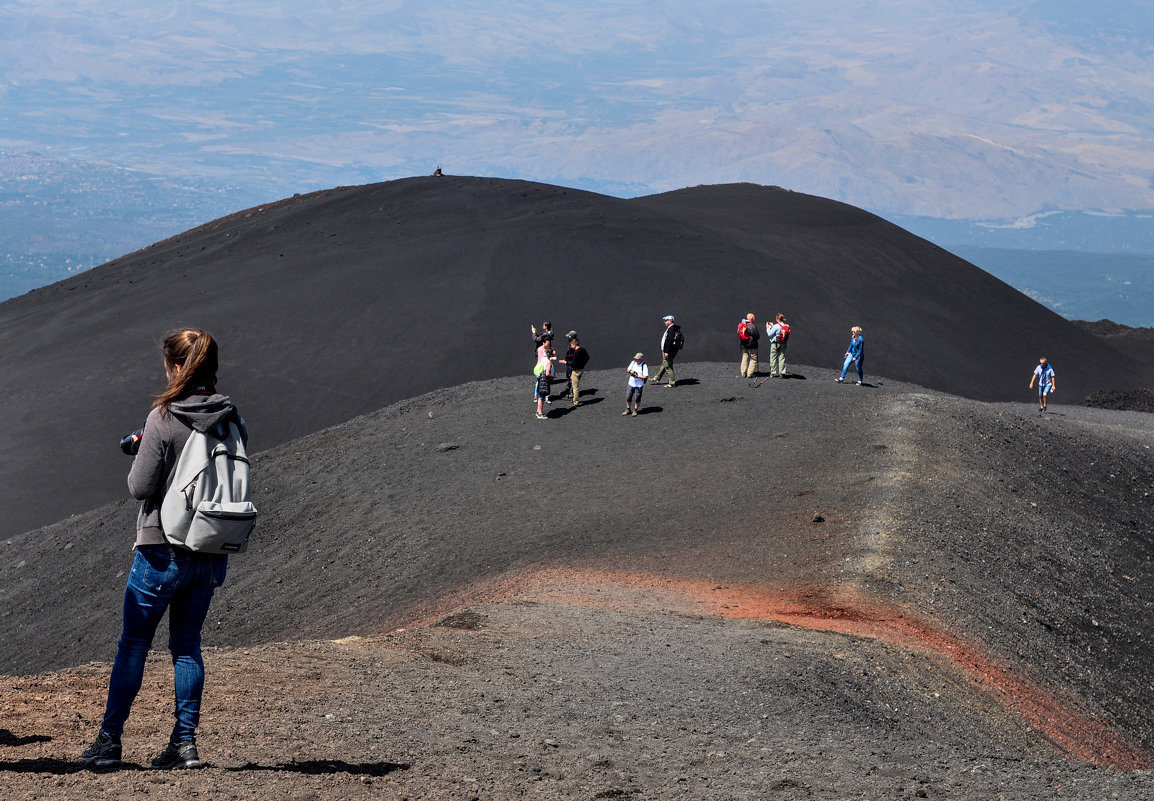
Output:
[{"xmin": 154, "ymin": 328, "xmax": 219, "ymax": 412}]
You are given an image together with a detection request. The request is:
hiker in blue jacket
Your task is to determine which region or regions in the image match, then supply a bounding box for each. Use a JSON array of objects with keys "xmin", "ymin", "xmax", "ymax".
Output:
[{"xmin": 836, "ymin": 326, "xmax": 864, "ymax": 384}]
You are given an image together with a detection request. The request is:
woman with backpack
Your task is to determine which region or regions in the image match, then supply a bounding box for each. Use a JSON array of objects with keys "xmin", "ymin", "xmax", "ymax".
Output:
[
  {"xmin": 81, "ymin": 328, "xmax": 248, "ymax": 771},
  {"xmin": 836, "ymin": 325, "xmax": 865, "ymax": 385},
  {"xmin": 765, "ymin": 313, "xmax": 790, "ymax": 378}
]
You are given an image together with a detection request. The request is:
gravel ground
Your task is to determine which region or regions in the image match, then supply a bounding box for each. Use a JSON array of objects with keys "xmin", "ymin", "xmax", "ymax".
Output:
[{"xmin": 3, "ymin": 362, "xmax": 1153, "ymax": 799}]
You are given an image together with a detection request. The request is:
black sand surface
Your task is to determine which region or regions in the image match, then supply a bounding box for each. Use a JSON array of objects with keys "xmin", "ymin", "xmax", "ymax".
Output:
[
  {"xmin": 2, "ymin": 177, "xmax": 1149, "ymax": 540},
  {"xmin": 3, "ymin": 362, "xmax": 1153, "ymax": 799}
]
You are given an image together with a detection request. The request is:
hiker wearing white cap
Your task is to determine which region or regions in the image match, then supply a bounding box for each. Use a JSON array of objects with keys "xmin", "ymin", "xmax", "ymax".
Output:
[
  {"xmin": 651, "ymin": 315, "xmax": 684, "ymax": 387},
  {"xmin": 624, "ymin": 353, "xmax": 648, "ymax": 416}
]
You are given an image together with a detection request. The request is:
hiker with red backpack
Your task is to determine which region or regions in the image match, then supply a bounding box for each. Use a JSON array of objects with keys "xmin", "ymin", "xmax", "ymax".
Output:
[
  {"xmin": 737, "ymin": 313, "xmax": 759, "ymax": 377},
  {"xmin": 765, "ymin": 313, "xmax": 790, "ymax": 378}
]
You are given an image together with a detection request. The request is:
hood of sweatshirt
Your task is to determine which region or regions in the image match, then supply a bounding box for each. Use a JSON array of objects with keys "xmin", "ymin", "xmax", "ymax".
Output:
[{"xmin": 166, "ymin": 392, "xmax": 237, "ymax": 435}]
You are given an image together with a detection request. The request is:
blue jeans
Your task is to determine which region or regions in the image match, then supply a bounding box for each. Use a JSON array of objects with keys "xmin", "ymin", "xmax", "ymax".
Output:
[
  {"xmin": 840, "ymin": 354, "xmax": 864, "ymax": 382},
  {"xmin": 101, "ymin": 545, "xmax": 227, "ymax": 743}
]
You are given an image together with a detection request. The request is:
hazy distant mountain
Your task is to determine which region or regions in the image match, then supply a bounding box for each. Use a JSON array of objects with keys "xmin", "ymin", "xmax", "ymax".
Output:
[
  {"xmin": 1, "ymin": 1, "xmax": 1151, "ymax": 220},
  {"xmin": 3, "ymin": 2, "xmax": 1153, "ymax": 307}
]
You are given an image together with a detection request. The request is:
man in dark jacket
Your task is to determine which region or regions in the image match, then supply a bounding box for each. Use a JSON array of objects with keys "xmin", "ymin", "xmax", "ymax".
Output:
[
  {"xmin": 738, "ymin": 313, "xmax": 759, "ymax": 377},
  {"xmin": 559, "ymin": 337, "xmax": 590, "ymax": 405},
  {"xmin": 651, "ymin": 315, "xmax": 683, "ymax": 387}
]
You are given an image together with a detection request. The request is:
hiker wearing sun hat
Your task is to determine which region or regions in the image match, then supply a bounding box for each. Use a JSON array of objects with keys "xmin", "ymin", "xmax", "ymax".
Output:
[
  {"xmin": 651, "ymin": 315, "xmax": 684, "ymax": 387},
  {"xmin": 624, "ymin": 352, "xmax": 648, "ymax": 416}
]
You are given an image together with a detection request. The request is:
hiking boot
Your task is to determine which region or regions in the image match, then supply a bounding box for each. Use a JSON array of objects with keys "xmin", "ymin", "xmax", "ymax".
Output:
[
  {"xmin": 151, "ymin": 740, "xmax": 201, "ymax": 770},
  {"xmin": 631, "ymin": 410, "xmax": 638, "ymax": 416},
  {"xmin": 80, "ymin": 731, "xmax": 122, "ymax": 769},
  {"xmin": 621, "ymin": 410, "xmax": 630, "ymax": 415}
]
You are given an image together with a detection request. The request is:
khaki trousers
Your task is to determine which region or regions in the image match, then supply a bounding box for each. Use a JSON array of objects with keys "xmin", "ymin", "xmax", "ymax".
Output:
[
  {"xmin": 570, "ymin": 368, "xmax": 583, "ymax": 403},
  {"xmin": 740, "ymin": 349, "xmax": 758, "ymax": 377}
]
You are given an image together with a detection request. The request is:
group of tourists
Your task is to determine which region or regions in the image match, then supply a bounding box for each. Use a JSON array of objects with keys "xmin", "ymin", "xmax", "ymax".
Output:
[
  {"xmin": 532, "ymin": 315, "xmax": 687, "ymax": 418},
  {"xmin": 531, "ymin": 321, "xmax": 591, "ymax": 419},
  {"xmin": 530, "ymin": 313, "xmax": 872, "ymax": 418},
  {"xmin": 736, "ymin": 312, "xmax": 793, "ymax": 379}
]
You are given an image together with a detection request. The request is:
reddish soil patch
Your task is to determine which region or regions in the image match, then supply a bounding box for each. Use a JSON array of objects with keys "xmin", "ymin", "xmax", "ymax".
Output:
[{"xmin": 400, "ymin": 566, "xmax": 1152, "ymax": 770}]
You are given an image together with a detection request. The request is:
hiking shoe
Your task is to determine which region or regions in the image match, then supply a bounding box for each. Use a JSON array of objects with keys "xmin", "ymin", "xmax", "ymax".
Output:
[
  {"xmin": 151, "ymin": 740, "xmax": 201, "ymax": 770},
  {"xmin": 856, "ymin": 381, "xmax": 862, "ymax": 385},
  {"xmin": 631, "ymin": 410, "xmax": 638, "ymax": 416},
  {"xmin": 622, "ymin": 410, "xmax": 630, "ymax": 415},
  {"xmin": 80, "ymin": 731, "xmax": 122, "ymax": 769},
  {"xmin": 665, "ymin": 383, "xmax": 675, "ymax": 388},
  {"xmin": 535, "ymin": 412, "xmax": 547, "ymax": 419},
  {"xmin": 835, "ymin": 378, "xmax": 843, "ymax": 383},
  {"xmin": 572, "ymin": 400, "xmax": 580, "ymax": 406}
]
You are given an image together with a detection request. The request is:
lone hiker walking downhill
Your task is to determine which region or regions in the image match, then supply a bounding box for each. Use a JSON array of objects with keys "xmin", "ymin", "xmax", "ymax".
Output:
[{"xmin": 1029, "ymin": 357, "xmax": 1056, "ymax": 412}]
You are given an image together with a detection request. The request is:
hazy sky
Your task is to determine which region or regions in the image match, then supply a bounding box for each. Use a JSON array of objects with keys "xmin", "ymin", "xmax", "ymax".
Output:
[{"xmin": 2, "ymin": 0, "xmax": 1153, "ymax": 218}]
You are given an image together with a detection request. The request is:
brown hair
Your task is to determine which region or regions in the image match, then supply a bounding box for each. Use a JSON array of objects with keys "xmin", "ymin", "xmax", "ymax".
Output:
[{"xmin": 154, "ymin": 328, "xmax": 218, "ymax": 411}]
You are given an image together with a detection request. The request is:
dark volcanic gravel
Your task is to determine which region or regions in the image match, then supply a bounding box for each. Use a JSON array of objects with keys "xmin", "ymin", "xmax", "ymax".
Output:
[{"xmin": 3, "ymin": 362, "xmax": 1154, "ymax": 799}]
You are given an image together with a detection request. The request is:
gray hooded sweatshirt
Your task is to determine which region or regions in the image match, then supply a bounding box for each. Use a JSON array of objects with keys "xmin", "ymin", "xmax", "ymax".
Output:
[{"xmin": 128, "ymin": 392, "xmax": 248, "ymax": 548}]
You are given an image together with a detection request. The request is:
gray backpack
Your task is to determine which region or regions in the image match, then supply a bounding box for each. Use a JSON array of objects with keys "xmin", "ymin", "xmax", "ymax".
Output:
[{"xmin": 160, "ymin": 419, "xmax": 257, "ymax": 554}]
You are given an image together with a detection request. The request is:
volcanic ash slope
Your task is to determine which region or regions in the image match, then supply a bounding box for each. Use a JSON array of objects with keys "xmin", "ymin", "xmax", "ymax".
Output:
[
  {"xmin": 4, "ymin": 176, "xmax": 1149, "ymax": 542},
  {"xmin": 2, "ymin": 363, "xmax": 1153, "ymax": 799}
]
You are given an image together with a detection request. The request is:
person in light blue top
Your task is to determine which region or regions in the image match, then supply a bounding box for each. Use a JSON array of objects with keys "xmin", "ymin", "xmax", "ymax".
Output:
[
  {"xmin": 1028, "ymin": 356, "xmax": 1056, "ymax": 412},
  {"xmin": 836, "ymin": 326, "xmax": 864, "ymax": 384}
]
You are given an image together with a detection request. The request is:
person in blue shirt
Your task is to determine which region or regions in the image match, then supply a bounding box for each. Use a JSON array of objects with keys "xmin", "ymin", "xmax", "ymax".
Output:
[
  {"xmin": 1028, "ymin": 357, "xmax": 1056, "ymax": 412},
  {"xmin": 836, "ymin": 326, "xmax": 864, "ymax": 384}
]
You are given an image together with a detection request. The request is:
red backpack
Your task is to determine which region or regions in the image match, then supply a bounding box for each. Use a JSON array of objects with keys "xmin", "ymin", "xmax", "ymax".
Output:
[
  {"xmin": 737, "ymin": 321, "xmax": 752, "ymax": 342},
  {"xmin": 777, "ymin": 323, "xmax": 790, "ymax": 343}
]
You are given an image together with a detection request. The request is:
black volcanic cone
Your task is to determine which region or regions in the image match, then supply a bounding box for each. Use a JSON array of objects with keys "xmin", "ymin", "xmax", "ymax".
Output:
[{"xmin": 0, "ymin": 177, "xmax": 1143, "ymax": 538}]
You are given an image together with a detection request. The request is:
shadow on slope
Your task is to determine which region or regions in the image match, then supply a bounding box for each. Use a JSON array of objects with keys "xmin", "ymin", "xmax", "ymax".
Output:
[{"xmin": 1, "ymin": 177, "xmax": 1147, "ymax": 539}]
